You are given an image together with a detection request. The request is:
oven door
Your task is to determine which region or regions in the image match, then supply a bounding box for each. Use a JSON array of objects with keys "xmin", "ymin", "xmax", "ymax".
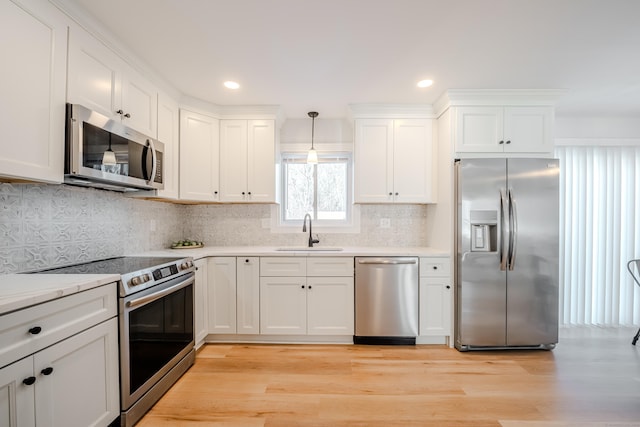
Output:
[{"xmin": 120, "ymin": 272, "xmax": 194, "ymax": 410}]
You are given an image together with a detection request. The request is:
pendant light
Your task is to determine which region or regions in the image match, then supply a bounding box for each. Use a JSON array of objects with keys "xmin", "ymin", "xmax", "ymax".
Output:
[
  {"xmin": 307, "ymin": 111, "xmax": 318, "ymax": 164},
  {"xmin": 102, "ymin": 134, "xmax": 116, "ymax": 165}
]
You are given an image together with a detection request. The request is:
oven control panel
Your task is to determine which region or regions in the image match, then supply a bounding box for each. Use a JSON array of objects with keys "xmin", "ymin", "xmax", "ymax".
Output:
[{"xmin": 152, "ymin": 264, "xmax": 179, "ymax": 281}]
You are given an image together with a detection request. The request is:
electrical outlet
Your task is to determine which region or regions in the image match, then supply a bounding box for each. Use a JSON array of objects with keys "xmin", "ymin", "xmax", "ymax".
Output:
[{"xmin": 380, "ymin": 218, "xmax": 391, "ymax": 228}]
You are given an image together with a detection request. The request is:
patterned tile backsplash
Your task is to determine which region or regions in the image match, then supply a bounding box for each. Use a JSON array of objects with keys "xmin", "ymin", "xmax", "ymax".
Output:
[{"xmin": 1, "ymin": 183, "xmax": 428, "ymax": 274}]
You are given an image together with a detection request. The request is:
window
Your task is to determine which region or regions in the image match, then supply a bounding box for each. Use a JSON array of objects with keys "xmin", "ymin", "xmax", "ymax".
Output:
[
  {"xmin": 556, "ymin": 144, "xmax": 640, "ymax": 326},
  {"xmin": 281, "ymin": 153, "xmax": 352, "ymax": 226}
]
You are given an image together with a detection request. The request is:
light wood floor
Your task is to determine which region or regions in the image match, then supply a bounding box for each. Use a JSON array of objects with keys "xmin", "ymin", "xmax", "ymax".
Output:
[{"xmin": 138, "ymin": 327, "xmax": 640, "ymax": 427}]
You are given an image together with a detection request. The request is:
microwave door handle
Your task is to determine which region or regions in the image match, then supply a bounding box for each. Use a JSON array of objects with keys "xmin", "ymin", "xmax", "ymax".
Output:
[{"xmin": 146, "ymin": 139, "xmax": 157, "ymax": 185}]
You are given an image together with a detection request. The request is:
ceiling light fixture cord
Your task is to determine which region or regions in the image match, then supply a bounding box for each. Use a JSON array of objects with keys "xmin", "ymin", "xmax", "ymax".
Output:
[{"xmin": 307, "ymin": 111, "xmax": 319, "ymax": 164}]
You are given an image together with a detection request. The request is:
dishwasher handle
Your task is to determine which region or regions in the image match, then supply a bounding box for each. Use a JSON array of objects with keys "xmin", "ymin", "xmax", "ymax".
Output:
[{"xmin": 357, "ymin": 258, "xmax": 417, "ymax": 265}]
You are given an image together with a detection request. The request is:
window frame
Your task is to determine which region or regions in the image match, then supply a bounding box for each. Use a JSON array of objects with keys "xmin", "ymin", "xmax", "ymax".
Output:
[{"xmin": 274, "ymin": 151, "xmax": 359, "ymax": 233}]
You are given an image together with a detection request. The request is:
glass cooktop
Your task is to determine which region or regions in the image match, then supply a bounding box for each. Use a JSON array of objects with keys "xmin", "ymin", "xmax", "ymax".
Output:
[{"xmin": 37, "ymin": 256, "xmax": 184, "ymax": 275}]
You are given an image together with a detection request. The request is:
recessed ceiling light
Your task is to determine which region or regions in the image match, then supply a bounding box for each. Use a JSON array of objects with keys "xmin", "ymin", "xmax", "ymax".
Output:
[
  {"xmin": 224, "ymin": 81, "xmax": 240, "ymax": 89},
  {"xmin": 417, "ymin": 79, "xmax": 434, "ymax": 88}
]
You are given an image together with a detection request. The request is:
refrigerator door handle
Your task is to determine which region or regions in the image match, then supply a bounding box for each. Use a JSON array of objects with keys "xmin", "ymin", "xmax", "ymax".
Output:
[
  {"xmin": 500, "ymin": 188, "xmax": 509, "ymax": 271},
  {"xmin": 508, "ymin": 188, "xmax": 518, "ymax": 270}
]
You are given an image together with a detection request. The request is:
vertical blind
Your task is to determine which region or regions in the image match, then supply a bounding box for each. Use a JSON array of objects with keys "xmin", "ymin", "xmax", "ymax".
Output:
[{"xmin": 556, "ymin": 145, "xmax": 640, "ymax": 326}]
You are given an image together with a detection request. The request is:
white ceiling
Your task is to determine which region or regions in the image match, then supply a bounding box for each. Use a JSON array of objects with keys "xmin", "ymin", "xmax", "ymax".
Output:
[{"xmin": 68, "ymin": 0, "xmax": 640, "ymax": 119}]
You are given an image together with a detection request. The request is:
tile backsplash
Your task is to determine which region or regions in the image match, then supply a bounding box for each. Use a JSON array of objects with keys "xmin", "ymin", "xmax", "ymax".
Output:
[
  {"xmin": 0, "ymin": 183, "xmax": 184, "ymax": 274},
  {"xmin": 1, "ymin": 183, "xmax": 428, "ymax": 274}
]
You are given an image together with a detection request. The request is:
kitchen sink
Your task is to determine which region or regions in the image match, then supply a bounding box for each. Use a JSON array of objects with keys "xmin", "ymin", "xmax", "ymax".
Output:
[{"xmin": 276, "ymin": 247, "xmax": 343, "ymax": 252}]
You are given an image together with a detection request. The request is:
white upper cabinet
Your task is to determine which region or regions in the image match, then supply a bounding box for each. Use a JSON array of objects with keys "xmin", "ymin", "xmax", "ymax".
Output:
[
  {"xmin": 0, "ymin": 0, "xmax": 68, "ymax": 183},
  {"xmin": 219, "ymin": 120, "xmax": 276, "ymax": 203},
  {"xmin": 455, "ymin": 106, "xmax": 552, "ymax": 154},
  {"xmin": 67, "ymin": 25, "xmax": 157, "ymax": 137},
  {"xmin": 179, "ymin": 109, "xmax": 220, "ymax": 202},
  {"xmin": 354, "ymin": 118, "xmax": 435, "ymax": 204},
  {"xmin": 156, "ymin": 93, "xmax": 180, "ymax": 199}
]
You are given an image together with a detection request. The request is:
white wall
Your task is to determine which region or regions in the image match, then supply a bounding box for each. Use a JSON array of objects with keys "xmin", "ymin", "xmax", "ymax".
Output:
[{"xmin": 556, "ymin": 116, "xmax": 640, "ymax": 139}]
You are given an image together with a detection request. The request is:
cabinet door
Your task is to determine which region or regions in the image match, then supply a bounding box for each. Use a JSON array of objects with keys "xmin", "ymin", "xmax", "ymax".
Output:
[
  {"xmin": 260, "ymin": 277, "xmax": 307, "ymax": 335},
  {"xmin": 236, "ymin": 257, "xmax": 260, "ymax": 334},
  {"xmin": 67, "ymin": 24, "xmax": 121, "ymax": 120},
  {"xmin": 247, "ymin": 120, "xmax": 276, "ymax": 202},
  {"xmin": 0, "ymin": 357, "xmax": 35, "ymax": 427},
  {"xmin": 121, "ymin": 67, "xmax": 157, "ymax": 137},
  {"xmin": 455, "ymin": 106, "xmax": 504, "ymax": 153},
  {"xmin": 354, "ymin": 119, "xmax": 394, "ymax": 203},
  {"xmin": 503, "ymin": 106, "xmax": 553, "ymax": 154},
  {"xmin": 393, "ymin": 119, "xmax": 434, "ymax": 203},
  {"xmin": 0, "ymin": 0, "xmax": 67, "ymax": 183},
  {"xmin": 156, "ymin": 93, "xmax": 180, "ymax": 199},
  {"xmin": 219, "ymin": 120, "xmax": 248, "ymax": 202},
  {"xmin": 207, "ymin": 257, "xmax": 237, "ymax": 334},
  {"xmin": 179, "ymin": 109, "xmax": 220, "ymax": 201},
  {"xmin": 307, "ymin": 277, "xmax": 354, "ymax": 336},
  {"xmin": 419, "ymin": 278, "xmax": 452, "ymax": 337},
  {"xmin": 193, "ymin": 258, "xmax": 208, "ymax": 347},
  {"xmin": 34, "ymin": 318, "xmax": 119, "ymax": 427}
]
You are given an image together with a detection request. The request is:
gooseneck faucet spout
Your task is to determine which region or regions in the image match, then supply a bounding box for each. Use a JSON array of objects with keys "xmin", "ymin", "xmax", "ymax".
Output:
[{"xmin": 302, "ymin": 213, "xmax": 320, "ymax": 248}]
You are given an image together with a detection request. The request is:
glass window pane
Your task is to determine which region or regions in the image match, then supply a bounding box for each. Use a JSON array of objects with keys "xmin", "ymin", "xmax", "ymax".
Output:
[
  {"xmin": 285, "ymin": 162, "xmax": 314, "ymax": 220},
  {"xmin": 317, "ymin": 162, "xmax": 347, "ymax": 220}
]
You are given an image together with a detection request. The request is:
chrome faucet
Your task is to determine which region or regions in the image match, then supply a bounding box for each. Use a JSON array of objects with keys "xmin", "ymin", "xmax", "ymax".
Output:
[{"xmin": 302, "ymin": 213, "xmax": 320, "ymax": 247}]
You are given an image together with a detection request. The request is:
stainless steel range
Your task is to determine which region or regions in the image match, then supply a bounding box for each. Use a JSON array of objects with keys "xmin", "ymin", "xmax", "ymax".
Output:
[{"xmin": 38, "ymin": 256, "xmax": 196, "ymax": 426}]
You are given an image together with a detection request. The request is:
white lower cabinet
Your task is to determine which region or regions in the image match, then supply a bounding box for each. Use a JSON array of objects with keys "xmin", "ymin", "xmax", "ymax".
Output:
[
  {"xmin": 207, "ymin": 257, "xmax": 237, "ymax": 334},
  {"xmin": 236, "ymin": 257, "xmax": 260, "ymax": 334},
  {"xmin": 0, "ymin": 317, "xmax": 119, "ymax": 427},
  {"xmin": 419, "ymin": 257, "xmax": 452, "ymax": 344},
  {"xmin": 260, "ymin": 257, "xmax": 354, "ymax": 336},
  {"xmin": 194, "ymin": 258, "xmax": 208, "ymax": 347},
  {"xmin": 260, "ymin": 276, "xmax": 307, "ymax": 335}
]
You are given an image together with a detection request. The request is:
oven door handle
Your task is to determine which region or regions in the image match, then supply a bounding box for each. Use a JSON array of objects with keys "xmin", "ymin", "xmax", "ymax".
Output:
[{"xmin": 126, "ymin": 275, "xmax": 194, "ymax": 309}]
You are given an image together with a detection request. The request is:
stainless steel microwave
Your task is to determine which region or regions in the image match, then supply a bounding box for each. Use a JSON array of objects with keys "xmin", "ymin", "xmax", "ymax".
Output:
[{"xmin": 65, "ymin": 103, "xmax": 164, "ymax": 192}]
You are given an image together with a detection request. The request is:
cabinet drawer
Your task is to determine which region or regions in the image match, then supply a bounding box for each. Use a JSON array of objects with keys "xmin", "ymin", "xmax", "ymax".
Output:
[
  {"xmin": 0, "ymin": 283, "xmax": 117, "ymax": 369},
  {"xmin": 307, "ymin": 257, "xmax": 354, "ymax": 277},
  {"xmin": 420, "ymin": 258, "xmax": 451, "ymax": 278},
  {"xmin": 260, "ymin": 257, "xmax": 306, "ymax": 277}
]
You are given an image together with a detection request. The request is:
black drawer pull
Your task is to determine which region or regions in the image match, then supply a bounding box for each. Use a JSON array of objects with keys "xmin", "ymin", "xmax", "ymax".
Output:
[
  {"xmin": 28, "ymin": 326, "xmax": 42, "ymax": 335},
  {"xmin": 23, "ymin": 377, "xmax": 36, "ymax": 386},
  {"xmin": 41, "ymin": 367, "xmax": 54, "ymax": 376}
]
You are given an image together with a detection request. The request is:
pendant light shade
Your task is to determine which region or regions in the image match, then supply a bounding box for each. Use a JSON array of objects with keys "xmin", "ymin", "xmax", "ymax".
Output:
[
  {"xmin": 102, "ymin": 135, "xmax": 116, "ymax": 165},
  {"xmin": 307, "ymin": 111, "xmax": 318, "ymax": 164}
]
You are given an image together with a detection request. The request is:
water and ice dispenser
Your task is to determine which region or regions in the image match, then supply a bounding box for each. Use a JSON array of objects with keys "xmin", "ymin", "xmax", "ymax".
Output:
[{"xmin": 470, "ymin": 210, "xmax": 497, "ymax": 252}]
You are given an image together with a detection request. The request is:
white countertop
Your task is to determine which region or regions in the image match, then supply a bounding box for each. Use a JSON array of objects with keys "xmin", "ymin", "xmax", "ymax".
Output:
[
  {"xmin": 1, "ymin": 246, "xmax": 449, "ymax": 316},
  {"xmin": 0, "ymin": 274, "xmax": 119, "ymax": 315},
  {"xmin": 141, "ymin": 246, "xmax": 450, "ymax": 260}
]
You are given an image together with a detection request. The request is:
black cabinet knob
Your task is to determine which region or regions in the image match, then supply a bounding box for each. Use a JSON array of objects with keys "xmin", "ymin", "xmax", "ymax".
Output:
[
  {"xmin": 124, "ymin": 113, "xmax": 131, "ymax": 118},
  {"xmin": 301, "ymin": 285, "xmax": 305, "ymax": 289},
  {"xmin": 446, "ymin": 285, "xmax": 451, "ymax": 289},
  {"xmin": 242, "ymin": 192, "xmax": 245, "ymax": 195},
  {"xmin": 28, "ymin": 326, "xmax": 42, "ymax": 335},
  {"xmin": 41, "ymin": 367, "xmax": 54, "ymax": 376},
  {"xmin": 308, "ymin": 285, "xmax": 312, "ymax": 289},
  {"xmin": 505, "ymin": 140, "xmax": 511, "ymax": 144},
  {"xmin": 395, "ymin": 192, "xmax": 399, "ymax": 196},
  {"xmin": 248, "ymin": 191, "xmax": 251, "ymax": 195},
  {"xmin": 116, "ymin": 109, "xmax": 124, "ymax": 115},
  {"xmin": 498, "ymin": 140, "xmax": 504, "ymax": 144},
  {"xmin": 245, "ymin": 259, "xmax": 249, "ymax": 263},
  {"xmin": 432, "ymin": 266, "xmax": 437, "ymax": 270},
  {"xmin": 214, "ymin": 191, "xmax": 218, "ymax": 195},
  {"xmin": 23, "ymin": 377, "xmax": 36, "ymax": 386},
  {"xmin": 388, "ymin": 192, "xmax": 392, "ymax": 196}
]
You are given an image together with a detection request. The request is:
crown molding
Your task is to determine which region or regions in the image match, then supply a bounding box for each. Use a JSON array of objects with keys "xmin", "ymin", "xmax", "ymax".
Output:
[
  {"xmin": 348, "ymin": 103, "xmax": 436, "ymax": 120},
  {"xmin": 434, "ymin": 89, "xmax": 567, "ymax": 117}
]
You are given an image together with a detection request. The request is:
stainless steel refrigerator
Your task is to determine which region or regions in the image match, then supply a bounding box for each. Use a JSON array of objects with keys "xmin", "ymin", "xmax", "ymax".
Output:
[{"xmin": 454, "ymin": 158, "xmax": 559, "ymax": 351}]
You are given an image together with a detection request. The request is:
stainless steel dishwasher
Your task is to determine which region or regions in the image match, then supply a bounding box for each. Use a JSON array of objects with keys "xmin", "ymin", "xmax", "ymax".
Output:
[{"xmin": 354, "ymin": 257, "xmax": 419, "ymax": 345}]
